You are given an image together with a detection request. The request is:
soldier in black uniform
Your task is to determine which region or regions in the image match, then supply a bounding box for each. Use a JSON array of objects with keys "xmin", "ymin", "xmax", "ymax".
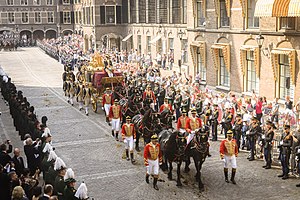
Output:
[
  {"xmin": 278, "ymin": 124, "xmax": 293, "ymax": 179},
  {"xmin": 233, "ymin": 114, "xmax": 243, "ymax": 151},
  {"xmin": 181, "ymin": 91, "xmax": 191, "ymax": 114},
  {"xmin": 262, "ymin": 121, "xmax": 275, "ymax": 169},
  {"xmin": 204, "ymin": 103, "xmax": 212, "ymax": 127},
  {"xmin": 222, "ymin": 106, "xmax": 233, "ymax": 138},
  {"xmin": 247, "ymin": 117, "xmax": 261, "ymax": 161},
  {"xmin": 64, "ymin": 178, "xmax": 78, "ymax": 200},
  {"xmin": 173, "ymin": 89, "xmax": 182, "ymax": 120},
  {"xmin": 157, "ymin": 83, "xmax": 166, "ymax": 109},
  {"xmin": 211, "ymin": 104, "xmax": 219, "ymax": 141},
  {"xmin": 194, "ymin": 94, "xmax": 203, "ymax": 117}
]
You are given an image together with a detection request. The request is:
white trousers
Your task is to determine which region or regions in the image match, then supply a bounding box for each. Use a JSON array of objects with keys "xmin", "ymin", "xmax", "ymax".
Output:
[
  {"xmin": 179, "ymin": 128, "xmax": 186, "ymax": 133},
  {"xmin": 112, "ymin": 118, "xmax": 120, "ymax": 131},
  {"xmin": 124, "ymin": 136, "xmax": 134, "ymax": 151},
  {"xmin": 146, "ymin": 159, "xmax": 159, "ymax": 175},
  {"xmin": 104, "ymin": 104, "xmax": 111, "ymax": 116},
  {"xmin": 224, "ymin": 155, "xmax": 237, "ymax": 168},
  {"xmin": 187, "ymin": 132, "xmax": 195, "ymax": 144}
]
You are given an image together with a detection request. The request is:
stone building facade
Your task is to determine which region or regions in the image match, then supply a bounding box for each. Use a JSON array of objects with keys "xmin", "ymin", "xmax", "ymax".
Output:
[{"xmin": 0, "ymin": 0, "xmax": 74, "ymax": 40}]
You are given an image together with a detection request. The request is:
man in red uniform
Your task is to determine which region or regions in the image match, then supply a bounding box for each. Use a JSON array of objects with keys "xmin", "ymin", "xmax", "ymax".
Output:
[
  {"xmin": 177, "ymin": 110, "xmax": 189, "ymax": 133},
  {"xmin": 143, "ymin": 85, "xmax": 156, "ymax": 106},
  {"xmin": 220, "ymin": 130, "xmax": 238, "ymax": 184},
  {"xmin": 109, "ymin": 99, "xmax": 122, "ymax": 141},
  {"xmin": 102, "ymin": 88, "xmax": 113, "ymax": 125},
  {"xmin": 121, "ymin": 116, "xmax": 136, "ymax": 163},
  {"xmin": 159, "ymin": 98, "xmax": 173, "ymax": 113},
  {"xmin": 186, "ymin": 109, "xmax": 202, "ymax": 145},
  {"xmin": 144, "ymin": 134, "xmax": 162, "ymax": 190}
]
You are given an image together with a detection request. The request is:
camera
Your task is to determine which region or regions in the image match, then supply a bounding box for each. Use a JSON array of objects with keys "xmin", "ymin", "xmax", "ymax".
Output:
[{"xmin": 0, "ymin": 112, "xmax": 2, "ymax": 115}]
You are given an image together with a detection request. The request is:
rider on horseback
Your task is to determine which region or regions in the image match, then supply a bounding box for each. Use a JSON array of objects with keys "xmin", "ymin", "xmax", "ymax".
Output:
[
  {"xmin": 159, "ymin": 98, "xmax": 173, "ymax": 113},
  {"xmin": 177, "ymin": 110, "xmax": 189, "ymax": 133},
  {"xmin": 186, "ymin": 109, "xmax": 202, "ymax": 146}
]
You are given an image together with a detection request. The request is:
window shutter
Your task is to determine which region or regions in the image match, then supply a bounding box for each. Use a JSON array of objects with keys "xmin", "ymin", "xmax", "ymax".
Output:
[
  {"xmin": 60, "ymin": 12, "xmax": 63, "ymax": 23},
  {"xmin": 100, "ymin": 6, "xmax": 105, "ymax": 24},
  {"xmin": 122, "ymin": 0, "xmax": 128, "ymax": 23},
  {"xmin": 71, "ymin": 11, "xmax": 74, "ymax": 23},
  {"xmin": 116, "ymin": 6, "xmax": 121, "ymax": 24}
]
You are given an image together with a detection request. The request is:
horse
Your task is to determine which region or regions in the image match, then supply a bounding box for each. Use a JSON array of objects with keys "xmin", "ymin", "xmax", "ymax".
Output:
[
  {"xmin": 159, "ymin": 109, "xmax": 174, "ymax": 129},
  {"xmin": 158, "ymin": 129, "xmax": 187, "ymax": 187},
  {"xmin": 185, "ymin": 128, "xmax": 209, "ymax": 191}
]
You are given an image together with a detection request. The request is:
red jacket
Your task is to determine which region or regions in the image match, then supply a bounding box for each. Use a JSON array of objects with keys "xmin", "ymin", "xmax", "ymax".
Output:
[
  {"xmin": 220, "ymin": 139, "xmax": 238, "ymax": 158},
  {"xmin": 185, "ymin": 117, "xmax": 202, "ymax": 133},
  {"xmin": 102, "ymin": 93, "xmax": 113, "ymax": 106},
  {"xmin": 159, "ymin": 103, "xmax": 173, "ymax": 113},
  {"xmin": 109, "ymin": 105, "xmax": 122, "ymax": 119},
  {"xmin": 143, "ymin": 91, "xmax": 156, "ymax": 104},
  {"xmin": 121, "ymin": 123, "xmax": 136, "ymax": 139},
  {"xmin": 177, "ymin": 116, "xmax": 189, "ymax": 130},
  {"xmin": 144, "ymin": 142, "xmax": 162, "ymax": 166}
]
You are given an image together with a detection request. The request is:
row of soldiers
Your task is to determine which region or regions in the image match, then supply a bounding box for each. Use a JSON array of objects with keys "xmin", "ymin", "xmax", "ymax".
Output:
[{"xmin": 0, "ymin": 70, "xmax": 88, "ymax": 199}]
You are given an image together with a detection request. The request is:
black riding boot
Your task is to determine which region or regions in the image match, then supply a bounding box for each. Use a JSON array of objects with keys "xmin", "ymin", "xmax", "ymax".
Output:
[
  {"xmin": 153, "ymin": 177, "xmax": 159, "ymax": 190},
  {"xmin": 145, "ymin": 174, "xmax": 150, "ymax": 184},
  {"xmin": 125, "ymin": 150, "xmax": 130, "ymax": 161},
  {"xmin": 115, "ymin": 132, "xmax": 119, "ymax": 141},
  {"xmin": 111, "ymin": 130, "xmax": 115, "ymax": 137},
  {"xmin": 130, "ymin": 152, "xmax": 135, "ymax": 163},
  {"xmin": 224, "ymin": 168, "xmax": 229, "ymax": 183},
  {"xmin": 231, "ymin": 168, "xmax": 236, "ymax": 184}
]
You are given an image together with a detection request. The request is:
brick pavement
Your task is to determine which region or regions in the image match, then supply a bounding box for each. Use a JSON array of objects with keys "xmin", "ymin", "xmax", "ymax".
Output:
[{"xmin": 0, "ymin": 48, "xmax": 299, "ymax": 200}]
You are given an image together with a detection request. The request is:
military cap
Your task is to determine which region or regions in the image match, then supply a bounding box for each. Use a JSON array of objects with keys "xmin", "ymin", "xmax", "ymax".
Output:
[
  {"xmin": 191, "ymin": 109, "xmax": 197, "ymax": 114},
  {"xmin": 227, "ymin": 130, "xmax": 233, "ymax": 135},
  {"xmin": 64, "ymin": 178, "xmax": 76, "ymax": 184},
  {"xmin": 114, "ymin": 99, "xmax": 119, "ymax": 103},
  {"xmin": 126, "ymin": 116, "xmax": 131, "ymax": 120},
  {"xmin": 106, "ymin": 87, "xmax": 110, "ymax": 91},
  {"xmin": 284, "ymin": 124, "xmax": 290, "ymax": 129},
  {"xmin": 147, "ymin": 85, "xmax": 151, "ymax": 88},
  {"xmin": 251, "ymin": 117, "xmax": 258, "ymax": 121},
  {"xmin": 266, "ymin": 120, "xmax": 277, "ymax": 129},
  {"xmin": 151, "ymin": 134, "xmax": 158, "ymax": 140},
  {"xmin": 182, "ymin": 110, "xmax": 187, "ymax": 114}
]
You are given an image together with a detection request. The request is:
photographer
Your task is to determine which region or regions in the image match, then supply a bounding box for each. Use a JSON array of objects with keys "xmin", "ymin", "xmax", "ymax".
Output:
[{"xmin": 0, "ymin": 140, "xmax": 13, "ymax": 167}]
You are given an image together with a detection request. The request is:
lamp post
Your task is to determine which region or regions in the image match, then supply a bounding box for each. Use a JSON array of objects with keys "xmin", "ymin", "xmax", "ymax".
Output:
[
  {"xmin": 177, "ymin": 29, "xmax": 185, "ymax": 73},
  {"xmin": 255, "ymin": 34, "xmax": 264, "ymax": 49}
]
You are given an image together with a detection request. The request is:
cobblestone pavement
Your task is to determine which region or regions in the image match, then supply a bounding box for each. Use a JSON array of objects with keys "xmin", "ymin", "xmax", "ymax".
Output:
[{"xmin": 0, "ymin": 48, "xmax": 299, "ymax": 200}]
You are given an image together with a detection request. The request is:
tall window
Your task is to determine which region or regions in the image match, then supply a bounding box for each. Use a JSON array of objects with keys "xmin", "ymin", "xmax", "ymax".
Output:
[
  {"xmin": 47, "ymin": 12, "xmax": 54, "ymax": 23},
  {"xmin": 219, "ymin": 49, "xmax": 230, "ymax": 87},
  {"xmin": 278, "ymin": 54, "xmax": 291, "ymax": 99},
  {"xmin": 158, "ymin": 0, "xmax": 167, "ymax": 23},
  {"xmin": 63, "ymin": 11, "xmax": 71, "ymax": 24},
  {"xmin": 33, "ymin": 0, "xmax": 41, "ymax": 5},
  {"xmin": 246, "ymin": 51, "xmax": 258, "ymax": 92},
  {"xmin": 280, "ymin": 17, "xmax": 295, "ymax": 30},
  {"xmin": 182, "ymin": 0, "xmax": 187, "ymax": 24},
  {"xmin": 148, "ymin": 0, "xmax": 155, "ymax": 23},
  {"xmin": 137, "ymin": 35, "xmax": 142, "ymax": 53},
  {"xmin": 21, "ymin": 0, "xmax": 28, "ymax": 5},
  {"xmin": 106, "ymin": 6, "xmax": 115, "ymax": 23},
  {"xmin": 130, "ymin": 0, "xmax": 137, "ymax": 23},
  {"xmin": 197, "ymin": 47, "xmax": 206, "ymax": 81},
  {"xmin": 7, "ymin": 0, "xmax": 14, "ymax": 5},
  {"xmin": 247, "ymin": 0, "xmax": 259, "ymax": 28},
  {"xmin": 171, "ymin": 0, "xmax": 181, "ymax": 24},
  {"xmin": 8, "ymin": 12, "xmax": 15, "ymax": 23},
  {"xmin": 22, "ymin": 12, "xmax": 29, "ymax": 23},
  {"xmin": 35, "ymin": 12, "xmax": 41, "ymax": 23},
  {"xmin": 86, "ymin": 7, "xmax": 90, "ymax": 24},
  {"xmin": 168, "ymin": 38, "xmax": 174, "ymax": 50},
  {"xmin": 181, "ymin": 39, "xmax": 188, "ymax": 63},
  {"xmin": 147, "ymin": 36, "xmax": 151, "ymax": 53},
  {"xmin": 197, "ymin": 0, "xmax": 205, "ymax": 27},
  {"xmin": 220, "ymin": 0, "xmax": 229, "ymax": 27},
  {"xmin": 139, "ymin": 0, "xmax": 146, "ymax": 23},
  {"xmin": 47, "ymin": 0, "xmax": 53, "ymax": 5}
]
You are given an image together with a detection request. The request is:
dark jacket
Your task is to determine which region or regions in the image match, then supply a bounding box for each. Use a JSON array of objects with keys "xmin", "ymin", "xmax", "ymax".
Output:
[{"xmin": 12, "ymin": 156, "xmax": 25, "ymax": 177}]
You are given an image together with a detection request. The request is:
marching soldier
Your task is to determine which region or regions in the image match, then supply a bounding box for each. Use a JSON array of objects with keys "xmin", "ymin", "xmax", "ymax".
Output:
[
  {"xmin": 64, "ymin": 178, "xmax": 78, "ymax": 200},
  {"xmin": 222, "ymin": 105, "xmax": 233, "ymax": 138},
  {"xmin": 143, "ymin": 85, "xmax": 156, "ymax": 107},
  {"xmin": 220, "ymin": 130, "xmax": 238, "ymax": 184},
  {"xmin": 66, "ymin": 78, "xmax": 76, "ymax": 106},
  {"xmin": 247, "ymin": 117, "xmax": 261, "ymax": 161},
  {"xmin": 174, "ymin": 89, "xmax": 182, "ymax": 120},
  {"xmin": 211, "ymin": 104, "xmax": 219, "ymax": 141},
  {"xmin": 109, "ymin": 99, "xmax": 122, "ymax": 141},
  {"xmin": 278, "ymin": 124, "xmax": 293, "ymax": 179},
  {"xmin": 177, "ymin": 110, "xmax": 189, "ymax": 133},
  {"xmin": 76, "ymin": 82, "xmax": 84, "ymax": 111},
  {"xmin": 204, "ymin": 103, "xmax": 212, "ymax": 126},
  {"xmin": 194, "ymin": 93, "xmax": 203, "ymax": 117},
  {"xmin": 144, "ymin": 134, "xmax": 163, "ymax": 190},
  {"xmin": 181, "ymin": 91, "xmax": 191, "ymax": 113},
  {"xmin": 83, "ymin": 83, "xmax": 92, "ymax": 116},
  {"xmin": 262, "ymin": 120, "xmax": 275, "ymax": 169},
  {"xmin": 186, "ymin": 109, "xmax": 202, "ymax": 145},
  {"xmin": 102, "ymin": 88, "xmax": 113, "ymax": 125},
  {"xmin": 121, "ymin": 116, "xmax": 136, "ymax": 163},
  {"xmin": 62, "ymin": 66, "xmax": 68, "ymax": 93},
  {"xmin": 159, "ymin": 98, "xmax": 173, "ymax": 113},
  {"xmin": 233, "ymin": 114, "xmax": 243, "ymax": 150}
]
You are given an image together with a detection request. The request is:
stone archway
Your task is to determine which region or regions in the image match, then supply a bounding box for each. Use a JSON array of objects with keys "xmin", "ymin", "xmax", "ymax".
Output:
[
  {"xmin": 33, "ymin": 30, "xmax": 44, "ymax": 40},
  {"xmin": 45, "ymin": 30, "xmax": 57, "ymax": 39},
  {"xmin": 63, "ymin": 29, "xmax": 73, "ymax": 36},
  {"xmin": 101, "ymin": 33, "xmax": 122, "ymax": 51}
]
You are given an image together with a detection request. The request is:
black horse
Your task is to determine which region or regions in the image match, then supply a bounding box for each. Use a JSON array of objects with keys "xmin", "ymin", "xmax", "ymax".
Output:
[
  {"xmin": 159, "ymin": 109, "xmax": 173, "ymax": 129},
  {"xmin": 159, "ymin": 129, "xmax": 187, "ymax": 187},
  {"xmin": 185, "ymin": 128, "xmax": 209, "ymax": 191}
]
